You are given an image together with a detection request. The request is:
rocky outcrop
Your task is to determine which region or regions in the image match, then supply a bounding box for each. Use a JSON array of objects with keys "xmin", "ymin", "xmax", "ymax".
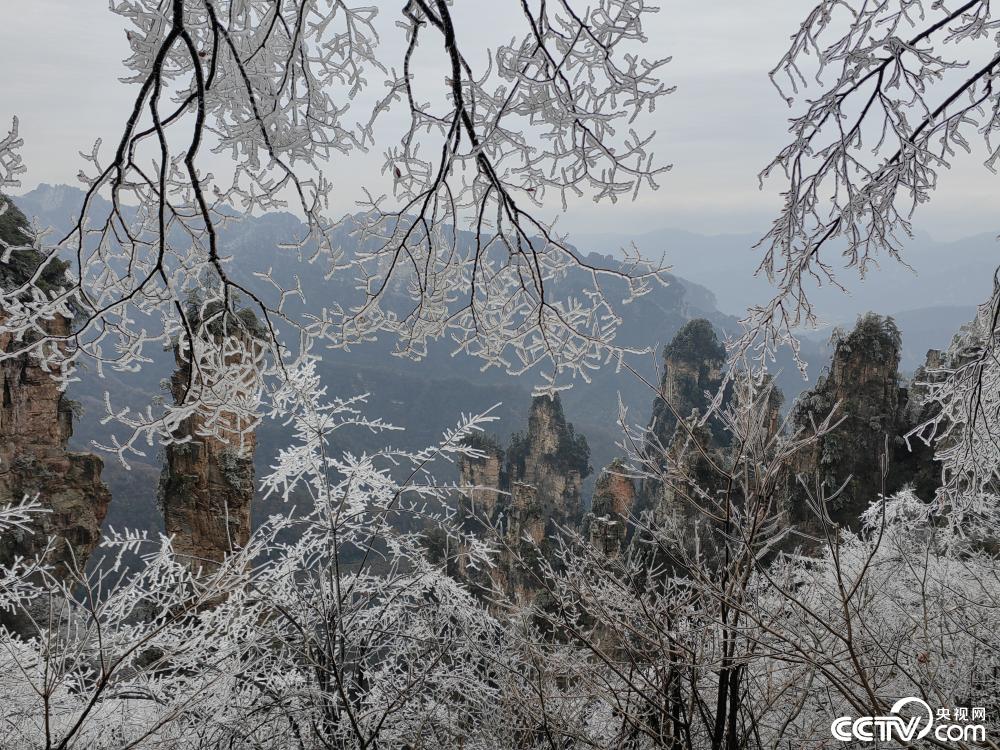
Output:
[
  {"xmin": 641, "ymin": 413, "xmax": 731, "ymax": 572},
  {"xmin": 0, "ymin": 316, "xmax": 112, "ymax": 573},
  {"xmin": 894, "ymin": 348, "xmax": 947, "ymax": 502},
  {"xmin": 505, "ymin": 394, "xmax": 589, "ymax": 538},
  {"xmin": 0, "ymin": 196, "xmax": 111, "ymax": 574},
  {"xmin": 456, "ymin": 394, "xmax": 591, "ymax": 599},
  {"xmin": 159, "ymin": 342, "xmax": 257, "ymax": 569},
  {"xmin": 787, "ymin": 314, "xmax": 907, "ymax": 531},
  {"xmin": 584, "ymin": 458, "xmax": 637, "ymax": 557},
  {"xmin": 458, "ymin": 433, "xmax": 505, "ymax": 523},
  {"xmin": 628, "ymin": 321, "xmax": 731, "ymax": 557},
  {"xmin": 630, "ymin": 313, "xmax": 951, "ymax": 553},
  {"xmin": 449, "ymin": 313, "xmax": 959, "ymax": 580},
  {"xmin": 646, "ymin": 319, "xmax": 727, "ymax": 458}
]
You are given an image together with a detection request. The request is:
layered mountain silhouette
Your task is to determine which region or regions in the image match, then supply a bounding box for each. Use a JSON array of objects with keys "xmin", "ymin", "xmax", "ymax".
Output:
[{"xmin": 9, "ymin": 184, "xmax": 976, "ymax": 542}]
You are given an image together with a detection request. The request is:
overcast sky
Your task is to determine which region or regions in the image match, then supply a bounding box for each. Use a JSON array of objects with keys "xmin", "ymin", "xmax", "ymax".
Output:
[{"xmin": 2, "ymin": 0, "xmax": 998, "ymax": 241}]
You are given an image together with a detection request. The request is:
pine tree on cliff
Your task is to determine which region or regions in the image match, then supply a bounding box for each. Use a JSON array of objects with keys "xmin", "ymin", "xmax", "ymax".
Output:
[{"xmin": 0, "ymin": 195, "xmax": 72, "ymax": 296}]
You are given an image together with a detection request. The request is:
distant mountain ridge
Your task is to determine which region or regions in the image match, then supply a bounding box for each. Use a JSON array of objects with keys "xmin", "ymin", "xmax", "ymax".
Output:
[
  {"xmin": 6, "ymin": 184, "xmax": 981, "ymax": 549},
  {"xmin": 573, "ymin": 224, "xmax": 990, "ymax": 367}
]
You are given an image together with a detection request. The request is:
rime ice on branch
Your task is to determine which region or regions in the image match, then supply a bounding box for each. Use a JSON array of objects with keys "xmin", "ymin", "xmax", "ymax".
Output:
[{"xmin": 0, "ymin": 1, "xmax": 672, "ymax": 468}]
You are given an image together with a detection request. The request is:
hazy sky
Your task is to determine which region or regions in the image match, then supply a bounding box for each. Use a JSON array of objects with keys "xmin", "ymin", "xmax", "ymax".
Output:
[{"xmin": 2, "ymin": 0, "xmax": 998, "ymax": 241}]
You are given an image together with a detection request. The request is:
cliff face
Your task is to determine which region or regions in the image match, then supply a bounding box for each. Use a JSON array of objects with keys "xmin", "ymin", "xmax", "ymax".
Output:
[
  {"xmin": 458, "ymin": 435, "xmax": 505, "ymax": 522},
  {"xmin": 584, "ymin": 459, "xmax": 637, "ymax": 557},
  {"xmin": 646, "ymin": 319, "xmax": 727, "ymax": 457},
  {"xmin": 506, "ymin": 395, "xmax": 588, "ymax": 537},
  {"xmin": 628, "ymin": 313, "xmax": 953, "ymax": 556},
  {"xmin": 0, "ymin": 315, "xmax": 112, "ymax": 572},
  {"xmin": 159, "ymin": 344, "xmax": 257, "ymax": 568},
  {"xmin": 456, "ymin": 394, "xmax": 590, "ymax": 599},
  {"xmin": 788, "ymin": 314, "xmax": 907, "ymax": 530},
  {"xmin": 894, "ymin": 348, "xmax": 946, "ymax": 501},
  {"xmin": 630, "ymin": 321, "xmax": 731, "ymax": 554},
  {"xmin": 0, "ymin": 198, "xmax": 111, "ymax": 573}
]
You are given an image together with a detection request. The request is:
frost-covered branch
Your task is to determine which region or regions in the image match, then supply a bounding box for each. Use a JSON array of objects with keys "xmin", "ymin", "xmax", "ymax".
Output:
[
  {"xmin": 737, "ymin": 0, "xmax": 999, "ymax": 373},
  {"xmin": 0, "ymin": 0, "xmax": 671, "ymax": 462}
]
